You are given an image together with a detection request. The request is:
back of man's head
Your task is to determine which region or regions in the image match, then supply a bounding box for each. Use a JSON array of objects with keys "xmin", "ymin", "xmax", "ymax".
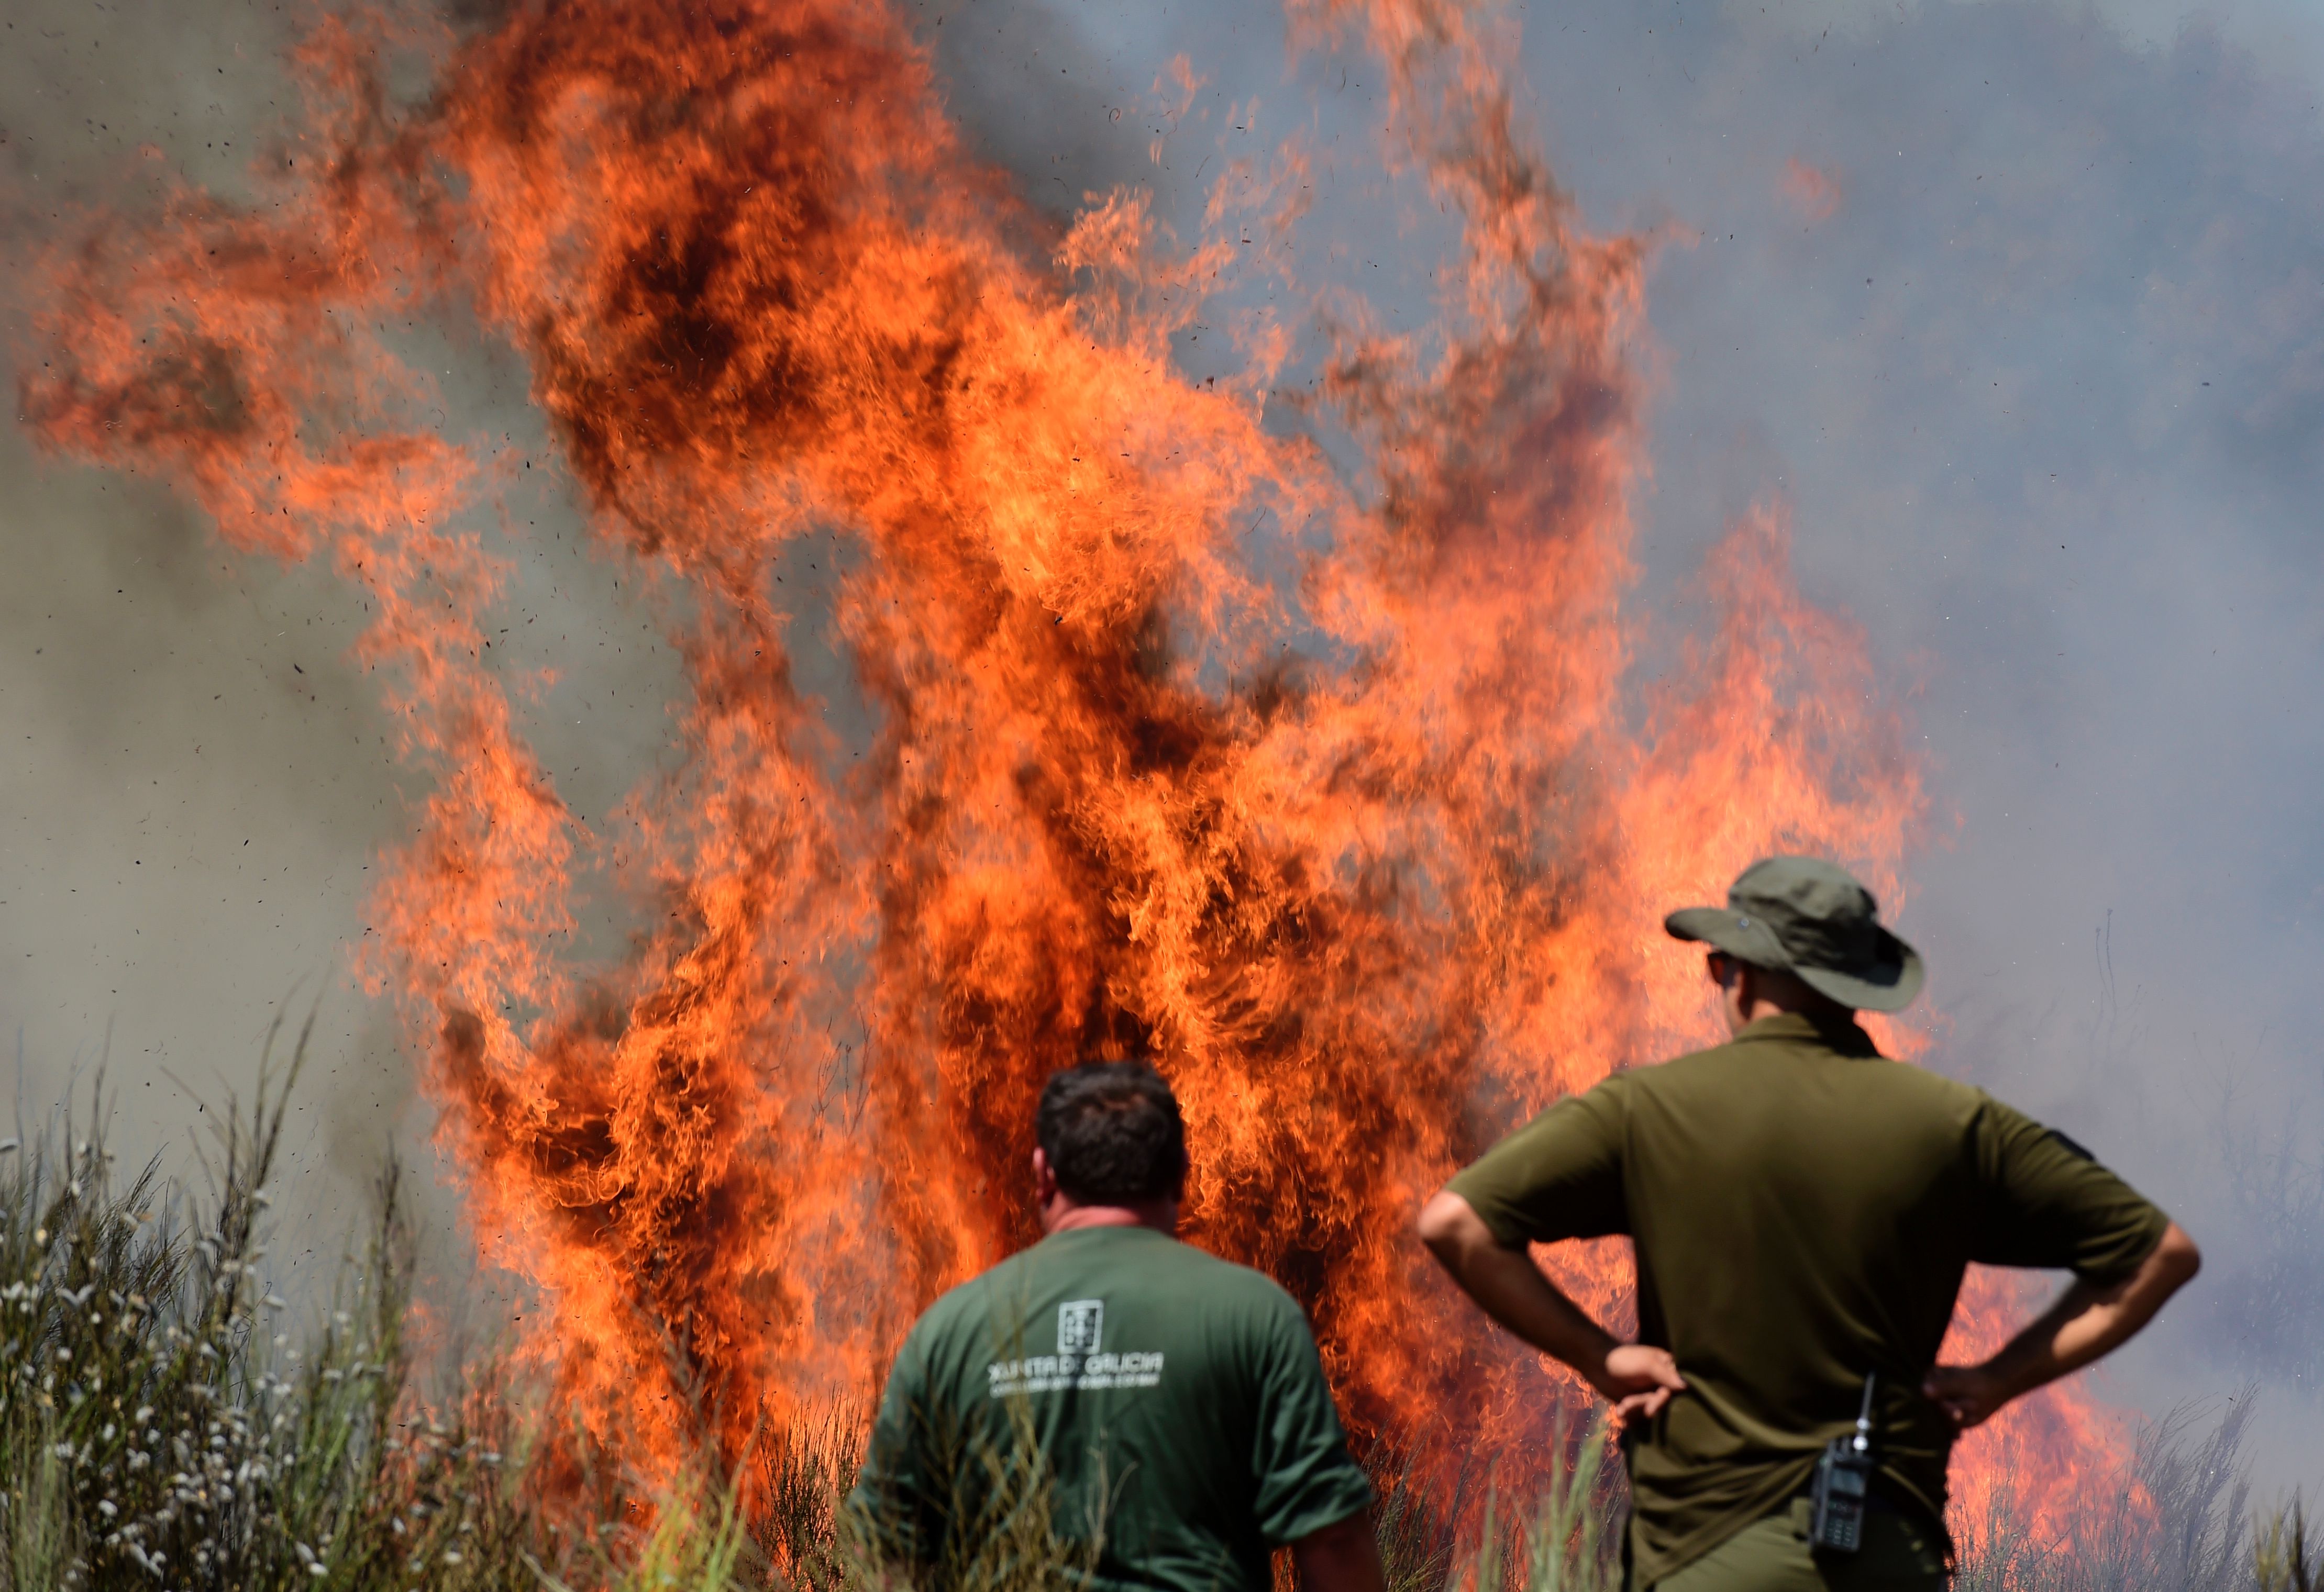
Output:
[{"xmin": 1037, "ymin": 1062, "xmax": 1187, "ymax": 1205}]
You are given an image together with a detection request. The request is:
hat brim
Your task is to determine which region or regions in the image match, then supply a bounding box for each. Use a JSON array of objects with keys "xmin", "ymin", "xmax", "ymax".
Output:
[
  {"xmin": 1794, "ymin": 933, "xmax": 1924, "ymax": 1014},
  {"xmin": 1664, "ymin": 906, "xmax": 1791, "ymax": 967},
  {"xmin": 1664, "ymin": 909, "xmax": 1925, "ymax": 1015}
]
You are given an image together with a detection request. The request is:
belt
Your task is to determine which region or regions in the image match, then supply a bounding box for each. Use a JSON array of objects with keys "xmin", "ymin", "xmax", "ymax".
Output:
[{"xmin": 1790, "ymin": 1483, "xmax": 1902, "ymax": 1515}]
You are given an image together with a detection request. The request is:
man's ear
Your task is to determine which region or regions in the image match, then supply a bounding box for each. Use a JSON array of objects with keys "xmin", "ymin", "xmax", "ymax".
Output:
[{"xmin": 1033, "ymin": 1146, "xmax": 1059, "ymax": 1204}]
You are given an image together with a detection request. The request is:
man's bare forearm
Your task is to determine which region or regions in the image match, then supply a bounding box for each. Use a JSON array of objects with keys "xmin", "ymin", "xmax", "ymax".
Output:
[
  {"xmin": 1416, "ymin": 1191, "xmax": 1618, "ymax": 1378},
  {"xmin": 1991, "ymin": 1222, "xmax": 2200, "ymax": 1396},
  {"xmin": 1417, "ymin": 1191, "xmax": 1685, "ymax": 1417},
  {"xmin": 1927, "ymin": 1221, "xmax": 2200, "ymax": 1427}
]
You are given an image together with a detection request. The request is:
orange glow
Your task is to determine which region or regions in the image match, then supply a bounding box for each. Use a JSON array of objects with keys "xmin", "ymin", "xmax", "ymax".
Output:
[
  {"xmin": 19, "ymin": 0, "xmax": 2112, "ymax": 1548},
  {"xmin": 1781, "ymin": 158, "xmax": 1844, "ymax": 225}
]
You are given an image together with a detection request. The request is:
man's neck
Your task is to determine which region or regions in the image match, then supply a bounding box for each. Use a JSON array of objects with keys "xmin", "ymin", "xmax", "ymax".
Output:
[
  {"xmin": 1041, "ymin": 1199, "xmax": 1179, "ymax": 1236},
  {"xmin": 1729, "ymin": 992, "xmax": 1855, "ymax": 1036}
]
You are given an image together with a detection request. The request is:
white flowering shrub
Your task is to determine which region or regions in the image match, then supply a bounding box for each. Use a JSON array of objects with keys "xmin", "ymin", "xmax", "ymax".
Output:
[{"xmin": 0, "ymin": 1034, "xmax": 534, "ymax": 1591}]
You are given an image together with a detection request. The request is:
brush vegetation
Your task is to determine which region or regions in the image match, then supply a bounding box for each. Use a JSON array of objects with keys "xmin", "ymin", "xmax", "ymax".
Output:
[
  {"xmin": 0, "ymin": 1034, "xmax": 533, "ymax": 1592},
  {"xmin": 0, "ymin": 1046, "xmax": 2311, "ymax": 1591}
]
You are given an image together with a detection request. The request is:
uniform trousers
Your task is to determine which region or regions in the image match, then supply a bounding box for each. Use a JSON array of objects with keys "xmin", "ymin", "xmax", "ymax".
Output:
[{"xmin": 1643, "ymin": 1497, "xmax": 1947, "ymax": 1592}]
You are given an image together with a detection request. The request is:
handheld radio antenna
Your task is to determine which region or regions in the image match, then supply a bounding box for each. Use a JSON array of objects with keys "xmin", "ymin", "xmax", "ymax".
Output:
[{"xmin": 1810, "ymin": 1372, "xmax": 1882, "ymax": 1552}]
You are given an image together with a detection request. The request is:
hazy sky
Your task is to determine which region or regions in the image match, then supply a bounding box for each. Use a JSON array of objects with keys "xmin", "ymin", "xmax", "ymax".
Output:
[{"xmin": 4, "ymin": 0, "xmax": 2321, "ymax": 1478}]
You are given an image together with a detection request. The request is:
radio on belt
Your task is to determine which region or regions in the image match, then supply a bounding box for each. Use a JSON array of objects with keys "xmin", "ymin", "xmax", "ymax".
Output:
[{"xmin": 1809, "ymin": 1374, "xmax": 1878, "ymax": 1553}]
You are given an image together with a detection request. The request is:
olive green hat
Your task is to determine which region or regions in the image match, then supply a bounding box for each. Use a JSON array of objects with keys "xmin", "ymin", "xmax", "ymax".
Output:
[{"xmin": 1664, "ymin": 855, "xmax": 1925, "ymax": 1014}]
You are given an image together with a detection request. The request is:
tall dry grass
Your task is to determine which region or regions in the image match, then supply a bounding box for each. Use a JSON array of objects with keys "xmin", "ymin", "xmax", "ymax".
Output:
[
  {"xmin": 1950, "ymin": 1395, "xmax": 2324, "ymax": 1592},
  {"xmin": 0, "ymin": 1039, "xmax": 2312, "ymax": 1592}
]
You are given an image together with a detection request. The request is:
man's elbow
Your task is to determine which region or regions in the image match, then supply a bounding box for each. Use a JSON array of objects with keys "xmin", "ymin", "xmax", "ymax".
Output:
[
  {"xmin": 1416, "ymin": 1189, "xmax": 1481, "ymax": 1262},
  {"xmin": 2155, "ymin": 1221, "xmax": 2202, "ymax": 1288},
  {"xmin": 1291, "ymin": 1510, "xmax": 1384, "ymax": 1592}
]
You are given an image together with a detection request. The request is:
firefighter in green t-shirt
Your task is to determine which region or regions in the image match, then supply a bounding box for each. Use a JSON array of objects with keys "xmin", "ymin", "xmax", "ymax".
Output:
[
  {"xmin": 850, "ymin": 1062, "xmax": 1384, "ymax": 1592},
  {"xmin": 1419, "ymin": 856, "xmax": 2201, "ymax": 1591}
]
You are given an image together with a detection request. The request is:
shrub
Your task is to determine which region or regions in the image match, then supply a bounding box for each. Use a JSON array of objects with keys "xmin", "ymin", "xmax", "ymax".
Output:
[{"xmin": 0, "ymin": 1025, "xmax": 536, "ymax": 1591}]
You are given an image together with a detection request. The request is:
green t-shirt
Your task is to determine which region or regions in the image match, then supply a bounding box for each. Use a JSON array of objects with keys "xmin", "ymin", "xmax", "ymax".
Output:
[
  {"xmin": 848, "ymin": 1225, "xmax": 1375, "ymax": 1592},
  {"xmin": 1445, "ymin": 1012, "xmax": 2170, "ymax": 1588}
]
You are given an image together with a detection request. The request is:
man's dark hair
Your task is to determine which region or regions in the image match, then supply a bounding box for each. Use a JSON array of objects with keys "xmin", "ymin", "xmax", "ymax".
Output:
[{"xmin": 1036, "ymin": 1062, "xmax": 1187, "ymax": 1204}]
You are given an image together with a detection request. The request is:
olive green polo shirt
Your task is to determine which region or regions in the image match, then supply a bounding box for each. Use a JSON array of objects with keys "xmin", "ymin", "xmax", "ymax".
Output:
[
  {"xmin": 1446, "ymin": 1012, "xmax": 2170, "ymax": 1587},
  {"xmin": 848, "ymin": 1226, "xmax": 1376, "ymax": 1592}
]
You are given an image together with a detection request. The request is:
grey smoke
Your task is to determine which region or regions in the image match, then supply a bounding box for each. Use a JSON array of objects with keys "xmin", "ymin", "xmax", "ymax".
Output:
[
  {"xmin": 0, "ymin": 0, "xmax": 680, "ymax": 1335},
  {"xmin": 5, "ymin": 0, "xmax": 2321, "ymax": 1483}
]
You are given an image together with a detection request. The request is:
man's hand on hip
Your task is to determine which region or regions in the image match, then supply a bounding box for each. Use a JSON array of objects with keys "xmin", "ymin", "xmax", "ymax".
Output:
[
  {"xmin": 1603, "ymin": 1343, "xmax": 1686, "ymax": 1420},
  {"xmin": 1919, "ymin": 1362, "xmax": 2011, "ymax": 1430}
]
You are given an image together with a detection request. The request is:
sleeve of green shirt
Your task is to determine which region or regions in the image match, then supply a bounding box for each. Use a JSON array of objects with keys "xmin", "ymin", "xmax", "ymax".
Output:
[
  {"xmin": 1246, "ymin": 1296, "xmax": 1378, "ymax": 1545},
  {"xmin": 1966, "ymin": 1097, "xmax": 2171, "ymax": 1283},
  {"xmin": 1443, "ymin": 1077, "xmax": 1632, "ymax": 1248}
]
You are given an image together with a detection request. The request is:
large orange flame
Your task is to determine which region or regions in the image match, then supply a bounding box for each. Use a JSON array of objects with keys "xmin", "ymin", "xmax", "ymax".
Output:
[{"xmin": 19, "ymin": 0, "xmax": 2121, "ymax": 1544}]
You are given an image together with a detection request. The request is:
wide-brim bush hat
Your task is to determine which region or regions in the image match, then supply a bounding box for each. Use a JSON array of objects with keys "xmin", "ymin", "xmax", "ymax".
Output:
[{"xmin": 1664, "ymin": 855, "xmax": 1924, "ymax": 1014}]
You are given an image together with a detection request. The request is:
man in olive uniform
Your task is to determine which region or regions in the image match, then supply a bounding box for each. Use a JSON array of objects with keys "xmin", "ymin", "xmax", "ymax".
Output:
[
  {"xmin": 850, "ymin": 1062, "xmax": 1384, "ymax": 1592},
  {"xmin": 1419, "ymin": 856, "xmax": 2200, "ymax": 1591}
]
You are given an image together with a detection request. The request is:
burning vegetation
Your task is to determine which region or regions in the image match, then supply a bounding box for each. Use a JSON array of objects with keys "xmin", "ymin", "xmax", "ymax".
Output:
[{"xmin": 4, "ymin": 0, "xmax": 2273, "ymax": 1584}]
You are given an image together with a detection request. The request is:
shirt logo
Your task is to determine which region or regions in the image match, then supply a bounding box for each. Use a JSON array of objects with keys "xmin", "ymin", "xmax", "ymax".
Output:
[
  {"xmin": 1058, "ymin": 1299, "xmax": 1103, "ymax": 1355},
  {"xmin": 987, "ymin": 1298, "xmax": 1163, "ymax": 1397}
]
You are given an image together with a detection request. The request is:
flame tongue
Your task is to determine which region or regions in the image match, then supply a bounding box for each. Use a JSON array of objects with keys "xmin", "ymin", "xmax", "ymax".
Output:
[{"xmin": 19, "ymin": 0, "xmax": 2112, "ymax": 1531}]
